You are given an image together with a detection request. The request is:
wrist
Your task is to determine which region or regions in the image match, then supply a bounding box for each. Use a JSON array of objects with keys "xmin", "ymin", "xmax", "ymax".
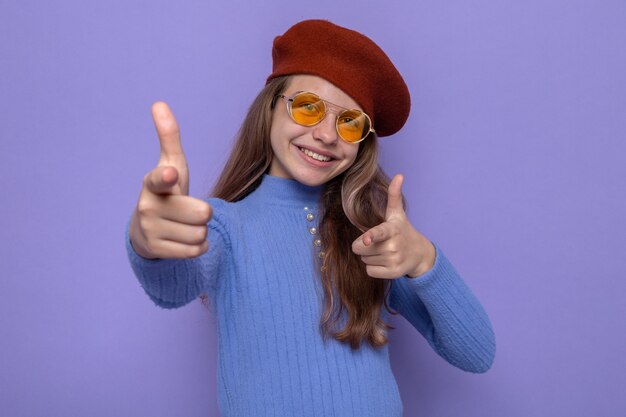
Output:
[{"xmin": 407, "ymin": 239, "xmax": 436, "ymax": 278}]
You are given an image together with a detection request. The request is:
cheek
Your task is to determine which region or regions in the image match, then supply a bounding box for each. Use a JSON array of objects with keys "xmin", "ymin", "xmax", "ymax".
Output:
[
  {"xmin": 269, "ymin": 111, "xmax": 280, "ymax": 144},
  {"xmin": 269, "ymin": 124, "xmax": 278, "ymax": 150},
  {"xmin": 270, "ymin": 109, "xmax": 302, "ymax": 145},
  {"xmin": 269, "ymin": 114, "xmax": 289, "ymax": 153},
  {"xmin": 345, "ymin": 144, "xmax": 360, "ymax": 166}
]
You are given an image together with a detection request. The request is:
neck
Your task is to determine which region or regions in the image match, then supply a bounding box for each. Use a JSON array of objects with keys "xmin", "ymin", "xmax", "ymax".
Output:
[{"xmin": 245, "ymin": 174, "xmax": 325, "ymax": 208}]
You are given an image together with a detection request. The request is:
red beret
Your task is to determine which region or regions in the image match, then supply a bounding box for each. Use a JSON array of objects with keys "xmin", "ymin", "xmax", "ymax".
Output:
[{"xmin": 267, "ymin": 20, "xmax": 411, "ymax": 137}]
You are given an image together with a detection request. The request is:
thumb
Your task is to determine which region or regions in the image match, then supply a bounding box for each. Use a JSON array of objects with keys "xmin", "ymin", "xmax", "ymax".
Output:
[
  {"xmin": 152, "ymin": 101, "xmax": 186, "ymax": 165},
  {"xmin": 151, "ymin": 101, "xmax": 189, "ymax": 195},
  {"xmin": 386, "ymin": 174, "xmax": 405, "ymax": 219}
]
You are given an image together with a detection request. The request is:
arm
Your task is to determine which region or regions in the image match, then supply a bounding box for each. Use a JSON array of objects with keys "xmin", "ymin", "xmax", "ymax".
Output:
[
  {"xmin": 352, "ymin": 174, "xmax": 495, "ymax": 372},
  {"xmin": 125, "ymin": 101, "xmax": 228, "ymax": 308},
  {"xmin": 389, "ymin": 243, "xmax": 496, "ymax": 373}
]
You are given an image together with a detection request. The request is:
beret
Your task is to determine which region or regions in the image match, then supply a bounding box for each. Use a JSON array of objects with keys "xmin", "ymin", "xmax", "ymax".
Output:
[{"xmin": 267, "ymin": 20, "xmax": 411, "ymax": 137}]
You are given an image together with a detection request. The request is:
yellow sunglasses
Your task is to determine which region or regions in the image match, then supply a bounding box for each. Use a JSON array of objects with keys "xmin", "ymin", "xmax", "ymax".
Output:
[{"xmin": 277, "ymin": 91, "xmax": 375, "ymax": 143}]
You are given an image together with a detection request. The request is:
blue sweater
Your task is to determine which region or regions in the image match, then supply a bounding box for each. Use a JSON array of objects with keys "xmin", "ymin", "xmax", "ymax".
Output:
[{"xmin": 126, "ymin": 174, "xmax": 495, "ymax": 416}]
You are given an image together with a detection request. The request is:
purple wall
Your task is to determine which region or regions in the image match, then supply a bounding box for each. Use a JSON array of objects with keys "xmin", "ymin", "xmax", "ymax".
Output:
[{"xmin": 2, "ymin": 1, "xmax": 625, "ymax": 416}]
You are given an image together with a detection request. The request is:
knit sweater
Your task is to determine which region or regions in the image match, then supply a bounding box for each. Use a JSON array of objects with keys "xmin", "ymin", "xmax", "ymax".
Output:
[{"xmin": 126, "ymin": 174, "xmax": 495, "ymax": 417}]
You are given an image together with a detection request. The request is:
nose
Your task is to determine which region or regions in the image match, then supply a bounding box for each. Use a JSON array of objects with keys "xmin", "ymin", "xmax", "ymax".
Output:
[{"xmin": 312, "ymin": 111, "xmax": 339, "ymax": 145}]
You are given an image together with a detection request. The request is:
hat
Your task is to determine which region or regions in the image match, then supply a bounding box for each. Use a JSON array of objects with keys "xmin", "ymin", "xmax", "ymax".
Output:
[{"xmin": 267, "ymin": 19, "xmax": 411, "ymax": 137}]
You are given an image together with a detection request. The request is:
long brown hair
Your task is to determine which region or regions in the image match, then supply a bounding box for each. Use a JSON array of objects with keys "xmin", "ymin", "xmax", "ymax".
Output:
[{"xmin": 212, "ymin": 76, "xmax": 398, "ymax": 349}]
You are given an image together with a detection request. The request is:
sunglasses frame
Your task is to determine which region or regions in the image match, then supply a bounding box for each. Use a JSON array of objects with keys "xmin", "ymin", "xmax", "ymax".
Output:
[{"xmin": 277, "ymin": 91, "xmax": 375, "ymax": 144}]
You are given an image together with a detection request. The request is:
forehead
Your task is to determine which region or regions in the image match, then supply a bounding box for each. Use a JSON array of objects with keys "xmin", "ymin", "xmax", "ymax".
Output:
[{"xmin": 284, "ymin": 75, "xmax": 363, "ymax": 111}]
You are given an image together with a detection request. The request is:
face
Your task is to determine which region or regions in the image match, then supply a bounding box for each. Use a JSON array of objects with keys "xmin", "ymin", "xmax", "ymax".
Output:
[{"xmin": 269, "ymin": 75, "xmax": 361, "ymax": 186}]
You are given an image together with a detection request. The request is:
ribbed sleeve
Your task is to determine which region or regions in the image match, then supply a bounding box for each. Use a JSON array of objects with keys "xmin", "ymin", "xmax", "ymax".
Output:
[{"xmin": 389, "ymin": 244, "xmax": 496, "ymax": 373}]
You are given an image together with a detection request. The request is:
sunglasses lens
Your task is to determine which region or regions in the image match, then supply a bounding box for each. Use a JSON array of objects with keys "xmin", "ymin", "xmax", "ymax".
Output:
[
  {"xmin": 290, "ymin": 93, "xmax": 325, "ymax": 126},
  {"xmin": 337, "ymin": 110, "xmax": 370, "ymax": 143}
]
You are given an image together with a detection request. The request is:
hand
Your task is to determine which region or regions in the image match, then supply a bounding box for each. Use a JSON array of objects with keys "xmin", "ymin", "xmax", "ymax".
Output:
[
  {"xmin": 129, "ymin": 102, "xmax": 212, "ymax": 259},
  {"xmin": 351, "ymin": 174, "xmax": 436, "ymax": 279}
]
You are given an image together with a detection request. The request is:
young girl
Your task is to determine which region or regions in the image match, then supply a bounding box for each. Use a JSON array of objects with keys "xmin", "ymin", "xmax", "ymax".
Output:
[{"xmin": 127, "ymin": 19, "xmax": 495, "ymax": 417}]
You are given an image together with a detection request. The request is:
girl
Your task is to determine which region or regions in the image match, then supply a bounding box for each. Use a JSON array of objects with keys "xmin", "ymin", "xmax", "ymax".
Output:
[{"xmin": 127, "ymin": 19, "xmax": 495, "ymax": 417}]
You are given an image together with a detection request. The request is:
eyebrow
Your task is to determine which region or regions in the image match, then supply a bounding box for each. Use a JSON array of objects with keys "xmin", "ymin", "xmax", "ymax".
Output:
[{"xmin": 287, "ymin": 91, "xmax": 362, "ymax": 112}]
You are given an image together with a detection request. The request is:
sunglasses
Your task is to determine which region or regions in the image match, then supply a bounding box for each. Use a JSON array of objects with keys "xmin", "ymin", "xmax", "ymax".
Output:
[{"xmin": 277, "ymin": 91, "xmax": 375, "ymax": 143}]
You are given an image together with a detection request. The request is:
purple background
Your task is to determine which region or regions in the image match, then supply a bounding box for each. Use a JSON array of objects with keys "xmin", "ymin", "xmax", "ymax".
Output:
[{"xmin": 1, "ymin": 1, "xmax": 625, "ymax": 416}]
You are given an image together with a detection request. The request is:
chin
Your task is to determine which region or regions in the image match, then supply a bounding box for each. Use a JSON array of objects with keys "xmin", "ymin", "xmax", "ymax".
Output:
[
  {"xmin": 294, "ymin": 175, "xmax": 327, "ymax": 187},
  {"xmin": 292, "ymin": 170, "xmax": 336, "ymax": 187}
]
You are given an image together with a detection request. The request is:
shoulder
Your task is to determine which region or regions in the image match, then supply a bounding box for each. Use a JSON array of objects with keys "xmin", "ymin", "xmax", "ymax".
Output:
[
  {"xmin": 206, "ymin": 197, "xmax": 231, "ymax": 216},
  {"xmin": 205, "ymin": 195, "xmax": 259, "ymax": 231},
  {"xmin": 204, "ymin": 197, "xmax": 237, "ymax": 244},
  {"xmin": 206, "ymin": 197, "xmax": 236, "ymax": 225}
]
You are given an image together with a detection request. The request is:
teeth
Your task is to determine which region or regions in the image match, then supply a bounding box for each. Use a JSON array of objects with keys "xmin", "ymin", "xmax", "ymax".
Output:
[{"xmin": 300, "ymin": 147, "xmax": 331, "ymax": 162}]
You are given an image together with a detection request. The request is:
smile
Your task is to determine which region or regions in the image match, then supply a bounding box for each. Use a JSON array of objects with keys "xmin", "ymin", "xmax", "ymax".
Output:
[{"xmin": 299, "ymin": 147, "xmax": 332, "ymax": 162}]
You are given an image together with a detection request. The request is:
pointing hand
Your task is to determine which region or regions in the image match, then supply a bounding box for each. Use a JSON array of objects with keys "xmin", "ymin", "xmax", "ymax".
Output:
[
  {"xmin": 351, "ymin": 174, "xmax": 436, "ymax": 279},
  {"xmin": 129, "ymin": 102, "xmax": 212, "ymax": 259}
]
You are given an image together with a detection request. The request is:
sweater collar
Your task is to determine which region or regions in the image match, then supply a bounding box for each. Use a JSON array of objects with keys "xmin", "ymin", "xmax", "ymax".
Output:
[{"xmin": 248, "ymin": 174, "xmax": 324, "ymax": 208}]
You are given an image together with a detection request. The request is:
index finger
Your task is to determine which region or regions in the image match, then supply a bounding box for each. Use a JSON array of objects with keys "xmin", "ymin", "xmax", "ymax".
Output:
[
  {"xmin": 144, "ymin": 165, "xmax": 180, "ymax": 195},
  {"xmin": 352, "ymin": 224, "xmax": 391, "ymax": 255},
  {"xmin": 363, "ymin": 224, "xmax": 392, "ymax": 245}
]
